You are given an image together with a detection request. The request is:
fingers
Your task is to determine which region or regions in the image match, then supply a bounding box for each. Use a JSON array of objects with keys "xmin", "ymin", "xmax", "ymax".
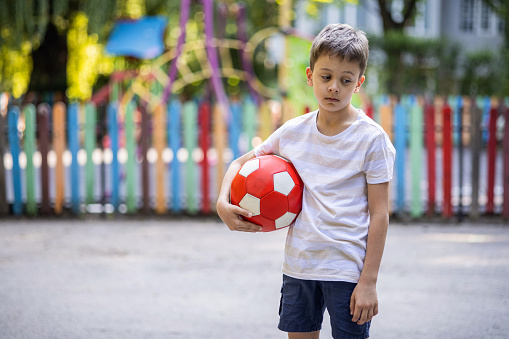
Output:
[
  {"xmin": 359, "ymin": 307, "xmax": 373, "ymax": 325},
  {"xmin": 351, "ymin": 305, "xmax": 370, "ymax": 325},
  {"xmin": 350, "ymin": 294, "xmax": 359, "ymax": 322},
  {"xmin": 228, "ymin": 216, "xmax": 262, "ymax": 232},
  {"xmin": 351, "ymin": 311, "xmax": 360, "ymax": 324},
  {"xmin": 350, "ymin": 296, "xmax": 377, "ymax": 325},
  {"xmin": 228, "ymin": 207, "xmax": 262, "ymax": 232},
  {"xmin": 232, "ymin": 205, "xmax": 253, "ymax": 219},
  {"xmin": 367, "ymin": 307, "xmax": 374, "ymax": 322},
  {"xmin": 353, "ymin": 307, "xmax": 376, "ymax": 325},
  {"xmin": 217, "ymin": 200, "xmax": 262, "ymax": 232},
  {"xmin": 350, "ymin": 294, "xmax": 356, "ymax": 319},
  {"xmin": 232, "ymin": 221, "xmax": 263, "ymax": 233},
  {"xmin": 350, "ymin": 294, "xmax": 363, "ymax": 324}
]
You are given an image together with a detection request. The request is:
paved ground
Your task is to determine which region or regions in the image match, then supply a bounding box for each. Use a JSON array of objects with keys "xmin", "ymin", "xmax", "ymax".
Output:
[{"xmin": 0, "ymin": 218, "xmax": 508, "ymax": 339}]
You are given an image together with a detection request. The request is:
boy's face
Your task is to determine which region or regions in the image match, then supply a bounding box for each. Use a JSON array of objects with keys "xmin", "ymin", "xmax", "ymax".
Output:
[{"xmin": 306, "ymin": 55, "xmax": 364, "ymax": 116}]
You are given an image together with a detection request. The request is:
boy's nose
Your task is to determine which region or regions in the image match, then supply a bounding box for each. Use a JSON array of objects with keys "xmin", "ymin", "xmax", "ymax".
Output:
[{"xmin": 328, "ymin": 86, "xmax": 339, "ymax": 93}]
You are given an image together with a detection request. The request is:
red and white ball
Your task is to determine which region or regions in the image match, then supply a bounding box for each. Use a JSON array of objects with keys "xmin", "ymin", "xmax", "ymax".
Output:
[{"xmin": 230, "ymin": 155, "xmax": 304, "ymax": 232}]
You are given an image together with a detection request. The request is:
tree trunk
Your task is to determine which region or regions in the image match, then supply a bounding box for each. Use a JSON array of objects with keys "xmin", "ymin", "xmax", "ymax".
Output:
[
  {"xmin": 377, "ymin": 0, "xmax": 420, "ymax": 95},
  {"xmin": 377, "ymin": 0, "xmax": 419, "ymax": 35},
  {"xmin": 27, "ymin": 22, "xmax": 68, "ymax": 95}
]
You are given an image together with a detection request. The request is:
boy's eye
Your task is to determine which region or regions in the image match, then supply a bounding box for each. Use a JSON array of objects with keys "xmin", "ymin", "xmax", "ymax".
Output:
[
  {"xmin": 343, "ymin": 79, "xmax": 352, "ymax": 84},
  {"xmin": 321, "ymin": 76, "xmax": 331, "ymax": 80}
]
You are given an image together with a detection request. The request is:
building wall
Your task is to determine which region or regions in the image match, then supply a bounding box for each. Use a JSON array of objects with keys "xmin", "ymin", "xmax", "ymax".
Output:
[
  {"xmin": 440, "ymin": 0, "xmax": 504, "ymax": 54},
  {"xmin": 294, "ymin": 0, "xmax": 504, "ymax": 53}
]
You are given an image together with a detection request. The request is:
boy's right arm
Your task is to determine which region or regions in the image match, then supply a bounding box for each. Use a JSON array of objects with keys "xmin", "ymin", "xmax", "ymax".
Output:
[{"xmin": 216, "ymin": 150, "xmax": 263, "ymax": 232}]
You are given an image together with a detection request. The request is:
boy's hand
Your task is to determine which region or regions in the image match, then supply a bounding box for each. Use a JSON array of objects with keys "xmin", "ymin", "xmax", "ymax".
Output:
[
  {"xmin": 216, "ymin": 198, "xmax": 262, "ymax": 233},
  {"xmin": 350, "ymin": 281, "xmax": 378, "ymax": 325}
]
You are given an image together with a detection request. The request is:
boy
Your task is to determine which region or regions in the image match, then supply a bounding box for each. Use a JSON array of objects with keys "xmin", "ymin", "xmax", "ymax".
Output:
[{"xmin": 217, "ymin": 23, "xmax": 395, "ymax": 339}]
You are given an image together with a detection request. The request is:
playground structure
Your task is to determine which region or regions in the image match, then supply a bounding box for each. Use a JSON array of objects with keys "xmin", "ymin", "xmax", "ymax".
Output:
[{"xmin": 0, "ymin": 0, "xmax": 508, "ymax": 221}]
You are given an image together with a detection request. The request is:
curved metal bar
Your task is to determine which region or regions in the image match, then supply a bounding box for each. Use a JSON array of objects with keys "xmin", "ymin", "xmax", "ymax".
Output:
[
  {"xmin": 235, "ymin": 3, "xmax": 261, "ymax": 106},
  {"xmin": 161, "ymin": 0, "xmax": 191, "ymax": 105},
  {"xmin": 202, "ymin": 0, "xmax": 231, "ymax": 123}
]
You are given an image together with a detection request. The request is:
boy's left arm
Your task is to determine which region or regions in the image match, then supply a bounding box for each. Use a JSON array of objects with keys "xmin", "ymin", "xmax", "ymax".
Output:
[{"xmin": 350, "ymin": 181, "xmax": 390, "ymax": 325}]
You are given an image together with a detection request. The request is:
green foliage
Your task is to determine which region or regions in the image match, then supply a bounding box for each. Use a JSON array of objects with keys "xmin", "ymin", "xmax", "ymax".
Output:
[
  {"xmin": 369, "ymin": 31, "xmax": 461, "ymax": 96},
  {"xmin": 483, "ymin": 0, "xmax": 509, "ymax": 47},
  {"xmin": 0, "ymin": 43, "xmax": 33, "ymax": 98},
  {"xmin": 482, "ymin": 1, "xmax": 509, "ymax": 96},
  {"xmin": 368, "ymin": 31, "xmax": 509, "ymax": 96},
  {"xmin": 286, "ymin": 35, "xmax": 315, "ymax": 112},
  {"xmin": 81, "ymin": 0, "xmax": 119, "ymax": 40},
  {"xmin": 303, "ymin": 0, "xmax": 358, "ymax": 19},
  {"xmin": 0, "ymin": 0, "xmax": 281, "ymax": 99},
  {"xmin": 459, "ymin": 50, "xmax": 506, "ymax": 96}
]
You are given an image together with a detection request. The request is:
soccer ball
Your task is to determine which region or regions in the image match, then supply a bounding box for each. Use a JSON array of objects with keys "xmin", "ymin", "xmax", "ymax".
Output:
[{"xmin": 230, "ymin": 155, "xmax": 304, "ymax": 232}]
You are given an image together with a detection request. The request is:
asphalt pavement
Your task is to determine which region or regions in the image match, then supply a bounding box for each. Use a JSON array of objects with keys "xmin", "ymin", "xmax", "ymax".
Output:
[{"xmin": 0, "ymin": 217, "xmax": 508, "ymax": 339}]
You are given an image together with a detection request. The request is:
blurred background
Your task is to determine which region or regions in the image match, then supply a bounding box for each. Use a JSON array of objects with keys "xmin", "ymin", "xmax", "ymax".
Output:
[{"xmin": 0, "ymin": 0, "xmax": 508, "ymax": 221}]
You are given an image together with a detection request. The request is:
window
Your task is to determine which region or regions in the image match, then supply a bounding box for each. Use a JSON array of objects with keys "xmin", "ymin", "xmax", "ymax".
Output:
[
  {"xmin": 460, "ymin": 0, "xmax": 475, "ymax": 32},
  {"xmin": 480, "ymin": 1, "xmax": 491, "ymax": 31},
  {"xmin": 499, "ymin": 18, "xmax": 505, "ymax": 34}
]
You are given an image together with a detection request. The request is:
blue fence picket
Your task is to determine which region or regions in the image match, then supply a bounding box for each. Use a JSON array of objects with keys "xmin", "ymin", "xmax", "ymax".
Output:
[
  {"xmin": 481, "ymin": 96, "xmax": 491, "ymax": 144},
  {"xmin": 168, "ymin": 100, "xmax": 181, "ymax": 212},
  {"xmin": 454, "ymin": 95, "xmax": 463, "ymax": 145},
  {"xmin": 68, "ymin": 103, "xmax": 80, "ymax": 214},
  {"xmin": 0, "ymin": 96, "xmax": 8, "ymax": 216},
  {"xmin": 7, "ymin": 106, "xmax": 22, "ymax": 215},
  {"xmin": 107, "ymin": 102, "xmax": 119, "ymax": 210},
  {"xmin": 394, "ymin": 103, "xmax": 407, "ymax": 214},
  {"xmin": 229, "ymin": 101, "xmax": 242, "ymax": 160}
]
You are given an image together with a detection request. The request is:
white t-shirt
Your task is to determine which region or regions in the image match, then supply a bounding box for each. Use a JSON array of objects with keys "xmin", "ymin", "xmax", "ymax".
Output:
[{"xmin": 254, "ymin": 109, "xmax": 396, "ymax": 282}]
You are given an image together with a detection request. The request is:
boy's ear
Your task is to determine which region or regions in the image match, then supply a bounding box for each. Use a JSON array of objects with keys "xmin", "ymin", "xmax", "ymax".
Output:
[
  {"xmin": 354, "ymin": 75, "xmax": 365, "ymax": 93},
  {"xmin": 306, "ymin": 67, "xmax": 313, "ymax": 86}
]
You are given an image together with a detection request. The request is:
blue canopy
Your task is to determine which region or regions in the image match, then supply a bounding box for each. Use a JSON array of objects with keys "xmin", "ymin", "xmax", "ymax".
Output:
[{"xmin": 105, "ymin": 16, "xmax": 168, "ymax": 59}]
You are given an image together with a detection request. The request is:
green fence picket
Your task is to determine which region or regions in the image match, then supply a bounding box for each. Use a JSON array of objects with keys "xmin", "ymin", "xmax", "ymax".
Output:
[
  {"xmin": 243, "ymin": 98, "xmax": 257, "ymax": 151},
  {"xmin": 23, "ymin": 104, "xmax": 37, "ymax": 216},
  {"xmin": 409, "ymin": 100, "xmax": 423, "ymax": 218},
  {"xmin": 124, "ymin": 101, "xmax": 137, "ymax": 213},
  {"xmin": 183, "ymin": 101, "xmax": 198, "ymax": 214}
]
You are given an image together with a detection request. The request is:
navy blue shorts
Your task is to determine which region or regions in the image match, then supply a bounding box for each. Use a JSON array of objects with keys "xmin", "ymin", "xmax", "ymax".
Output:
[{"xmin": 278, "ymin": 275, "xmax": 370, "ymax": 339}]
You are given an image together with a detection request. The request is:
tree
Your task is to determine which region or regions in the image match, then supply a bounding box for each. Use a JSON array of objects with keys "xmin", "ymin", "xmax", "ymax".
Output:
[
  {"xmin": 482, "ymin": 0, "xmax": 509, "ymax": 96},
  {"xmin": 376, "ymin": 0, "xmax": 419, "ymax": 34},
  {"xmin": 483, "ymin": 0, "xmax": 509, "ymax": 47},
  {"xmin": 0, "ymin": 0, "xmax": 280, "ymax": 100},
  {"xmin": 368, "ymin": 0, "xmax": 456, "ymax": 96},
  {"xmin": 0, "ymin": 0, "xmax": 121, "ymax": 99}
]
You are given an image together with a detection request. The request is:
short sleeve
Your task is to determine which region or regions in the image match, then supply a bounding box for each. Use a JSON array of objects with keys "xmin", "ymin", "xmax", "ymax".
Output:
[{"xmin": 363, "ymin": 132, "xmax": 396, "ymax": 184}]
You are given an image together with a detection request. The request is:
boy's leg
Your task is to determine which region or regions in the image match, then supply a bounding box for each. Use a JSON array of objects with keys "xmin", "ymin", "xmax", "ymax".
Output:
[
  {"xmin": 278, "ymin": 275, "xmax": 326, "ymax": 335},
  {"xmin": 288, "ymin": 331, "xmax": 320, "ymax": 339}
]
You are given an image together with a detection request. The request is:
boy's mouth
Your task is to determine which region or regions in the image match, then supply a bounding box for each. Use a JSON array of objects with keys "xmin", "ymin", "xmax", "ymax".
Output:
[{"xmin": 325, "ymin": 97, "xmax": 339, "ymax": 102}]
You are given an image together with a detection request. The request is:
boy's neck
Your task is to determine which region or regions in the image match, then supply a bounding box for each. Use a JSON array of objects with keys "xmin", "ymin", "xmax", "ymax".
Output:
[{"xmin": 316, "ymin": 104, "xmax": 359, "ymax": 137}]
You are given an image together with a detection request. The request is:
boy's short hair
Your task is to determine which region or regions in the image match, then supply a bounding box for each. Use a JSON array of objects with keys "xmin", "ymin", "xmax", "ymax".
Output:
[{"xmin": 309, "ymin": 23, "xmax": 369, "ymax": 78}]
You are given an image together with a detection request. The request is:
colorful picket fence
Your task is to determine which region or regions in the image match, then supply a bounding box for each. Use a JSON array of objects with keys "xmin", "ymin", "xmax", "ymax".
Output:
[{"xmin": 0, "ymin": 93, "xmax": 508, "ymax": 220}]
